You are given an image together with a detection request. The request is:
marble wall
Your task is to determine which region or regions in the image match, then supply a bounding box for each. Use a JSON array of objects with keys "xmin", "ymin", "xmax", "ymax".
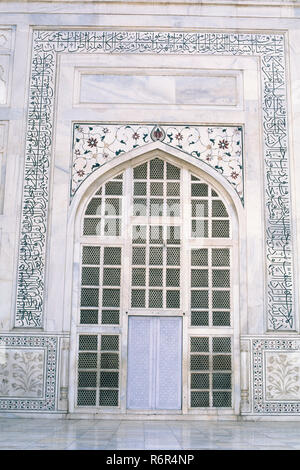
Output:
[
  {"xmin": 79, "ymin": 72, "xmax": 239, "ymax": 106},
  {"xmin": 0, "ymin": 0, "xmax": 300, "ymax": 417}
]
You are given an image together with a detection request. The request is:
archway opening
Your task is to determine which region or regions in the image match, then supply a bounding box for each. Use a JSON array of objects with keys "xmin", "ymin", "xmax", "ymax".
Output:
[{"xmin": 74, "ymin": 154, "xmax": 238, "ymax": 415}]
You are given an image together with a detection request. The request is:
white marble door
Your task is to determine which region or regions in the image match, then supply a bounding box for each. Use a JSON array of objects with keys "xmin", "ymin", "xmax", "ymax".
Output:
[{"xmin": 127, "ymin": 316, "xmax": 182, "ymax": 410}]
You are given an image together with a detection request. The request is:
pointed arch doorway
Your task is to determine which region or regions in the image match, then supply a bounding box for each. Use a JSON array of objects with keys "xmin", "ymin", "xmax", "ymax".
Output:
[{"xmin": 73, "ymin": 150, "xmax": 240, "ymax": 417}]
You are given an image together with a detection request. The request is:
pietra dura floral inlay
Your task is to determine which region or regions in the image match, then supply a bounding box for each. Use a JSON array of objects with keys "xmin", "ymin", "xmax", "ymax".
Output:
[
  {"xmin": 15, "ymin": 31, "xmax": 293, "ymax": 334},
  {"xmin": 72, "ymin": 124, "xmax": 243, "ymax": 200}
]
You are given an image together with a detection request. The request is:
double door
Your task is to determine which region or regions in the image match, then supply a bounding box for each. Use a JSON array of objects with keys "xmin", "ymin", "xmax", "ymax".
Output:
[{"xmin": 127, "ymin": 316, "xmax": 182, "ymax": 410}]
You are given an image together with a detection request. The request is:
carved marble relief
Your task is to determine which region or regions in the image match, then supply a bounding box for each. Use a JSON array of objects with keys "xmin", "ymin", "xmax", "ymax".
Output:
[
  {"xmin": 0, "ymin": 348, "xmax": 45, "ymax": 398},
  {"xmin": 0, "ymin": 336, "xmax": 58, "ymax": 411},
  {"xmin": 265, "ymin": 352, "xmax": 300, "ymax": 401},
  {"xmin": 252, "ymin": 338, "xmax": 300, "ymax": 413},
  {"xmin": 15, "ymin": 31, "xmax": 293, "ymax": 334}
]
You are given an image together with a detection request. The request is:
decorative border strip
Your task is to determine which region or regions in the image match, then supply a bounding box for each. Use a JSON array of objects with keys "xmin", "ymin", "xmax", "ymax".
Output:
[
  {"xmin": 72, "ymin": 123, "xmax": 244, "ymax": 202},
  {"xmin": 16, "ymin": 30, "xmax": 293, "ymax": 331},
  {"xmin": 252, "ymin": 338, "xmax": 300, "ymax": 414},
  {"xmin": 0, "ymin": 335, "xmax": 58, "ymax": 411}
]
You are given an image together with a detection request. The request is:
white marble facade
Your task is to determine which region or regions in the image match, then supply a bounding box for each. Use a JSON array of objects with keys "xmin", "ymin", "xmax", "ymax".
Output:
[{"xmin": 0, "ymin": 0, "xmax": 300, "ymax": 419}]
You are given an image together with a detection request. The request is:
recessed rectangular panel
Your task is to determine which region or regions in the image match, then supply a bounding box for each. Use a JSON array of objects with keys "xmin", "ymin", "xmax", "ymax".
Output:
[
  {"xmin": 79, "ymin": 73, "xmax": 237, "ymax": 106},
  {"xmin": 127, "ymin": 316, "xmax": 153, "ymax": 409},
  {"xmin": 156, "ymin": 317, "xmax": 182, "ymax": 410}
]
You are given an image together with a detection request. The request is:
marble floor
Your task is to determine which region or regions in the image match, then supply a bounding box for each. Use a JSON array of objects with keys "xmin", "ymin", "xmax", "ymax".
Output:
[{"xmin": 0, "ymin": 418, "xmax": 299, "ymax": 450}]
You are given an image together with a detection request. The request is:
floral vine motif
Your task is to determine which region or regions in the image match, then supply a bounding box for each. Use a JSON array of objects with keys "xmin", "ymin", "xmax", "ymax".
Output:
[
  {"xmin": 72, "ymin": 124, "xmax": 244, "ymax": 201},
  {"xmin": 15, "ymin": 31, "xmax": 294, "ymax": 331},
  {"xmin": 266, "ymin": 353, "xmax": 300, "ymax": 400}
]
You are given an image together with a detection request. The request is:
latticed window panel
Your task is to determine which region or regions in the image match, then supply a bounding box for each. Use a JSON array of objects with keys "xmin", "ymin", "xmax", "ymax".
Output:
[
  {"xmin": 103, "ymin": 247, "xmax": 122, "ymax": 265},
  {"xmin": 189, "ymin": 336, "xmax": 232, "ymax": 409},
  {"xmin": 132, "ymin": 159, "xmax": 181, "ymax": 218},
  {"xmin": 131, "ymin": 289, "xmax": 146, "ymax": 308},
  {"xmin": 77, "ymin": 158, "xmax": 235, "ymax": 412},
  {"xmin": 81, "ymin": 267, "xmax": 100, "ymax": 286},
  {"xmin": 77, "ymin": 334, "xmax": 120, "ymax": 408},
  {"xmin": 101, "ymin": 309, "xmax": 120, "ymax": 325},
  {"xmin": 82, "ymin": 246, "xmax": 100, "ymax": 265},
  {"xmin": 99, "ymin": 389, "xmax": 119, "ymax": 407},
  {"xmin": 149, "ymin": 247, "xmax": 163, "ymax": 265},
  {"xmin": 101, "ymin": 334, "xmax": 119, "ymax": 351},
  {"xmin": 103, "ymin": 219, "xmax": 121, "ymax": 237},
  {"xmin": 190, "ymin": 248, "xmax": 231, "ymax": 327},
  {"xmin": 82, "ymin": 174, "xmax": 123, "ymax": 237},
  {"xmin": 77, "ymin": 389, "xmax": 97, "ymax": 407},
  {"xmin": 83, "ymin": 218, "xmax": 101, "ymax": 236},
  {"xmin": 131, "ymin": 224, "xmax": 181, "ymax": 309},
  {"xmin": 190, "ymin": 175, "xmax": 230, "ymax": 239},
  {"xmin": 85, "ymin": 197, "xmax": 102, "ymax": 215},
  {"xmin": 149, "ymin": 289, "xmax": 163, "ymax": 308},
  {"xmin": 80, "ymin": 246, "xmax": 122, "ymax": 325}
]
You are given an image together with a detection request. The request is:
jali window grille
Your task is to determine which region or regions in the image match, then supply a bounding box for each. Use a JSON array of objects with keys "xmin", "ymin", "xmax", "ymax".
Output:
[
  {"xmin": 80, "ymin": 246, "xmax": 122, "ymax": 325},
  {"xmin": 83, "ymin": 174, "xmax": 123, "ymax": 237},
  {"xmin": 191, "ymin": 175, "xmax": 230, "ymax": 238},
  {"xmin": 190, "ymin": 336, "xmax": 232, "ymax": 408},
  {"xmin": 77, "ymin": 334, "xmax": 120, "ymax": 407},
  {"xmin": 77, "ymin": 156, "xmax": 234, "ymax": 412},
  {"xmin": 190, "ymin": 248, "xmax": 231, "ymax": 327},
  {"xmin": 131, "ymin": 159, "xmax": 181, "ymax": 310}
]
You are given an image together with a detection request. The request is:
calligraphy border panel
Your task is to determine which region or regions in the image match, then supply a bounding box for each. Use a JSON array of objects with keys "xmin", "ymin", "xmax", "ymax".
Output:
[{"xmin": 15, "ymin": 30, "xmax": 293, "ymax": 331}]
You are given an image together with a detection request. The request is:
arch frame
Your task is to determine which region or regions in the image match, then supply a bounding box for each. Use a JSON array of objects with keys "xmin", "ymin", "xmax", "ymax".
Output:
[
  {"xmin": 65, "ymin": 143, "xmax": 245, "ymax": 417},
  {"xmin": 14, "ymin": 30, "xmax": 294, "ymax": 333}
]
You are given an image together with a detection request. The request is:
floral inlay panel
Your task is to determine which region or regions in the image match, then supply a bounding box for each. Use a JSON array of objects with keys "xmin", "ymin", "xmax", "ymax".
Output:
[
  {"xmin": 252, "ymin": 338, "xmax": 300, "ymax": 414},
  {"xmin": 0, "ymin": 335, "xmax": 58, "ymax": 411},
  {"xmin": 72, "ymin": 124, "xmax": 243, "ymax": 201},
  {"xmin": 0, "ymin": 348, "xmax": 44, "ymax": 398},
  {"xmin": 265, "ymin": 352, "xmax": 300, "ymax": 401},
  {"xmin": 15, "ymin": 31, "xmax": 294, "ymax": 332}
]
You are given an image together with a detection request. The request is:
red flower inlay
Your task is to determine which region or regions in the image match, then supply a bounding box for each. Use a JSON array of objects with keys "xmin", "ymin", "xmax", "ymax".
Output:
[
  {"xmin": 231, "ymin": 171, "xmax": 239, "ymax": 179},
  {"xmin": 218, "ymin": 139, "xmax": 229, "ymax": 149},
  {"xmin": 77, "ymin": 170, "xmax": 85, "ymax": 177},
  {"xmin": 87, "ymin": 137, "xmax": 98, "ymax": 148},
  {"xmin": 153, "ymin": 129, "xmax": 163, "ymax": 140},
  {"xmin": 132, "ymin": 132, "xmax": 140, "ymax": 140}
]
